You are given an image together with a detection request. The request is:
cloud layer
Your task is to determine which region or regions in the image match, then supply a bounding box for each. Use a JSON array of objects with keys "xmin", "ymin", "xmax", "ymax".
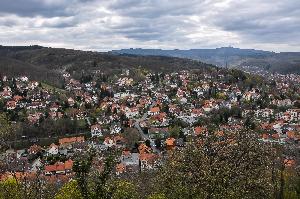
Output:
[{"xmin": 0, "ymin": 0, "xmax": 299, "ymax": 52}]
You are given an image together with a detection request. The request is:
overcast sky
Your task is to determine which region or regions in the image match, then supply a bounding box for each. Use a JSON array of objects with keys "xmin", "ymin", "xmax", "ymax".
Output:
[{"xmin": 0, "ymin": 0, "xmax": 299, "ymax": 52}]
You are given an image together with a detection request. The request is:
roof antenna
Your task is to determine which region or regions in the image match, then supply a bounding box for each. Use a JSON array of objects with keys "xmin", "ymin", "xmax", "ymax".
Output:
[{"xmin": 224, "ymin": 48, "xmax": 228, "ymax": 69}]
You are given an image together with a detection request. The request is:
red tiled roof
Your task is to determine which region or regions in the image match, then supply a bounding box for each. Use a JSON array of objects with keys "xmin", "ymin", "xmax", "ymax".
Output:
[
  {"xmin": 116, "ymin": 163, "xmax": 125, "ymax": 173},
  {"xmin": 194, "ymin": 126, "xmax": 206, "ymax": 136},
  {"xmin": 45, "ymin": 161, "xmax": 72, "ymax": 172},
  {"xmin": 287, "ymin": 131, "xmax": 295, "ymax": 139},
  {"xmin": 49, "ymin": 143, "xmax": 58, "ymax": 149},
  {"xmin": 139, "ymin": 153, "xmax": 158, "ymax": 162},
  {"xmin": 138, "ymin": 143, "xmax": 151, "ymax": 154},
  {"xmin": 45, "ymin": 165, "xmax": 56, "ymax": 172},
  {"xmin": 64, "ymin": 160, "xmax": 73, "ymax": 170},
  {"xmin": 122, "ymin": 149, "xmax": 131, "ymax": 156},
  {"xmin": 150, "ymin": 107, "xmax": 160, "ymax": 113},
  {"xmin": 284, "ymin": 159, "xmax": 296, "ymax": 167},
  {"xmin": 262, "ymin": 134, "xmax": 269, "ymax": 139},
  {"xmin": 91, "ymin": 124, "xmax": 101, "ymax": 130},
  {"xmin": 29, "ymin": 144, "xmax": 42, "ymax": 154},
  {"xmin": 272, "ymin": 133, "xmax": 280, "ymax": 139},
  {"xmin": 165, "ymin": 138, "xmax": 175, "ymax": 146},
  {"xmin": 6, "ymin": 100, "xmax": 16, "ymax": 107},
  {"xmin": 59, "ymin": 136, "xmax": 85, "ymax": 145}
]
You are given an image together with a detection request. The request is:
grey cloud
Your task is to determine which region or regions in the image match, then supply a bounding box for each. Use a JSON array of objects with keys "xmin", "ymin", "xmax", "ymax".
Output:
[
  {"xmin": 0, "ymin": 0, "xmax": 94, "ymax": 17},
  {"xmin": 0, "ymin": 0, "xmax": 68, "ymax": 17},
  {"xmin": 38, "ymin": 17, "xmax": 78, "ymax": 28},
  {"xmin": 108, "ymin": 0, "xmax": 205, "ymax": 18},
  {"xmin": 108, "ymin": 17, "xmax": 179, "ymax": 41},
  {"xmin": 0, "ymin": 0, "xmax": 299, "ymax": 52},
  {"xmin": 211, "ymin": 0, "xmax": 300, "ymax": 44}
]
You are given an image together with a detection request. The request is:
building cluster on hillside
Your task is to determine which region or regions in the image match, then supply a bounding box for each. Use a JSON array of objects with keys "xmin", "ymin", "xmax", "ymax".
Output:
[{"xmin": 1, "ymin": 67, "xmax": 300, "ymax": 182}]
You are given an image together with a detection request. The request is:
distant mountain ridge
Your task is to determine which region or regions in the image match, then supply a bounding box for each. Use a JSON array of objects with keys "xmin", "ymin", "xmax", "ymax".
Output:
[
  {"xmin": 112, "ymin": 47, "xmax": 274, "ymax": 58},
  {"xmin": 111, "ymin": 47, "xmax": 300, "ymax": 74}
]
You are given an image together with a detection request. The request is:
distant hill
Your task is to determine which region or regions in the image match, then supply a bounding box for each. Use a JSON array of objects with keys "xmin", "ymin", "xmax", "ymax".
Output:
[
  {"xmin": 0, "ymin": 45, "xmax": 214, "ymax": 87},
  {"xmin": 111, "ymin": 47, "xmax": 300, "ymax": 74}
]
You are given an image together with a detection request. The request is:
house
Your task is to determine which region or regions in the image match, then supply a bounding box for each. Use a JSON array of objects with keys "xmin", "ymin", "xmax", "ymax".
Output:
[
  {"xmin": 202, "ymin": 104, "xmax": 212, "ymax": 112},
  {"xmin": 28, "ymin": 81, "xmax": 39, "ymax": 90},
  {"xmin": 148, "ymin": 128, "xmax": 169, "ymax": 139},
  {"xmin": 150, "ymin": 112, "xmax": 169, "ymax": 127},
  {"xmin": 44, "ymin": 160, "xmax": 73, "ymax": 175},
  {"xmin": 114, "ymin": 135, "xmax": 126, "ymax": 146},
  {"xmin": 286, "ymin": 131, "xmax": 296, "ymax": 140},
  {"xmin": 284, "ymin": 159, "xmax": 296, "ymax": 167},
  {"xmin": 176, "ymin": 88, "xmax": 185, "ymax": 98},
  {"xmin": 288, "ymin": 109, "xmax": 300, "ymax": 121},
  {"xmin": 176, "ymin": 138, "xmax": 185, "ymax": 147},
  {"xmin": 2, "ymin": 76, "xmax": 7, "ymax": 82},
  {"xmin": 71, "ymin": 141, "xmax": 88, "ymax": 152},
  {"xmin": 68, "ymin": 97, "xmax": 75, "ymax": 107},
  {"xmin": 102, "ymin": 135, "xmax": 125, "ymax": 148},
  {"xmin": 121, "ymin": 150, "xmax": 139, "ymax": 166},
  {"xmin": 243, "ymin": 92, "xmax": 252, "ymax": 101},
  {"xmin": 138, "ymin": 143, "xmax": 152, "ymax": 154},
  {"xmin": 84, "ymin": 95, "xmax": 93, "ymax": 104},
  {"xmin": 103, "ymin": 137, "xmax": 115, "ymax": 148},
  {"xmin": 116, "ymin": 163, "xmax": 126, "ymax": 175},
  {"xmin": 272, "ymin": 99, "xmax": 293, "ymax": 107},
  {"xmin": 91, "ymin": 124, "xmax": 102, "ymax": 137},
  {"xmin": 13, "ymin": 95, "xmax": 23, "ymax": 102},
  {"xmin": 47, "ymin": 143, "xmax": 59, "ymax": 155},
  {"xmin": 49, "ymin": 111, "xmax": 64, "ymax": 120},
  {"xmin": 1, "ymin": 90, "xmax": 12, "ymax": 99},
  {"xmin": 59, "ymin": 136, "xmax": 85, "ymax": 146},
  {"xmin": 31, "ymin": 158, "xmax": 43, "ymax": 171},
  {"xmin": 59, "ymin": 148, "xmax": 68, "ymax": 156},
  {"xmin": 194, "ymin": 126, "xmax": 207, "ymax": 136},
  {"xmin": 66, "ymin": 109, "xmax": 86, "ymax": 120},
  {"xmin": 1, "ymin": 87, "xmax": 12, "ymax": 99},
  {"xmin": 16, "ymin": 149, "xmax": 27, "ymax": 159},
  {"xmin": 63, "ymin": 73, "xmax": 70, "ymax": 78},
  {"xmin": 28, "ymin": 144, "xmax": 42, "ymax": 155},
  {"xmin": 3, "ymin": 86, "xmax": 11, "ymax": 92},
  {"xmin": 125, "ymin": 107, "xmax": 139, "ymax": 118},
  {"xmin": 6, "ymin": 100, "xmax": 17, "ymax": 110},
  {"xmin": 28, "ymin": 113, "xmax": 43, "ymax": 124},
  {"xmin": 191, "ymin": 109, "xmax": 203, "ymax": 117},
  {"xmin": 111, "ymin": 125, "xmax": 122, "ymax": 134},
  {"xmin": 50, "ymin": 103, "xmax": 59, "ymax": 112},
  {"xmin": 1, "ymin": 171, "xmax": 38, "ymax": 182},
  {"xmin": 165, "ymin": 138, "xmax": 176, "ymax": 150},
  {"xmin": 20, "ymin": 76, "xmax": 29, "ymax": 82},
  {"xmin": 148, "ymin": 107, "xmax": 160, "ymax": 116},
  {"xmin": 27, "ymin": 101, "xmax": 46, "ymax": 110},
  {"xmin": 64, "ymin": 159, "xmax": 73, "ymax": 173},
  {"xmin": 44, "ymin": 162, "xmax": 64, "ymax": 175},
  {"xmin": 255, "ymin": 109, "xmax": 274, "ymax": 119},
  {"xmin": 139, "ymin": 153, "xmax": 159, "ymax": 171}
]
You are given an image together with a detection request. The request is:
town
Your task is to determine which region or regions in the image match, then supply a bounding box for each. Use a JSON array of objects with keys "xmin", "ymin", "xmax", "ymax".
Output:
[{"xmin": 0, "ymin": 66, "xmax": 299, "ymax": 197}]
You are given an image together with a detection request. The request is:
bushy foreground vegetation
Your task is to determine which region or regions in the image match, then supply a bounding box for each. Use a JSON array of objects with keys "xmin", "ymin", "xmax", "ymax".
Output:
[{"xmin": 1, "ymin": 130, "xmax": 299, "ymax": 199}]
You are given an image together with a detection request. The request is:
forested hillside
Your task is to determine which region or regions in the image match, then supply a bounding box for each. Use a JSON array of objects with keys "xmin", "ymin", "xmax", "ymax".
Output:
[
  {"xmin": 112, "ymin": 47, "xmax": 300, "ymax": 74},
  {"xmin": 0, "ymin": 45, "xmax": 214, "ymax": 87}
]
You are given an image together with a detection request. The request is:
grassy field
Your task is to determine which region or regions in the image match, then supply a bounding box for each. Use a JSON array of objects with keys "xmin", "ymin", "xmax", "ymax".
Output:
[
  {"xmin": 41, "ymin": 82, "xmax": 68, "ymax": 100},
  {"xmin": 41, "ymin": 82, "xmax": 66, "ymax": 93}
]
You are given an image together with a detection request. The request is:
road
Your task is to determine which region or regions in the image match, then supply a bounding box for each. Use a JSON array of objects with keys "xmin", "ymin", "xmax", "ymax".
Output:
[
  {"xmin": 134, "ymin": 102, "xmax": 160, "ymax": 153},
  {"xmin": 85, "ymin": 117, "xmax": 91, "ymax": 126}
]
